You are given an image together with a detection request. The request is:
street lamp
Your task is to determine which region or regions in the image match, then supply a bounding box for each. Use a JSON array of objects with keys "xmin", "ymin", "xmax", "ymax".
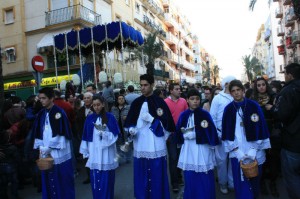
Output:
[{"xmin": 177, "ymin": 33, "xmax": 192, "ymax": 85}]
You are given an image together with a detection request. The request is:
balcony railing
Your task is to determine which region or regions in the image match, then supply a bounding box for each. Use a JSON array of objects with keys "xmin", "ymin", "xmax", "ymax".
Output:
[
  {"xmin": 292, "ymin": 31, "xmax": 300, "ymax": 44},
  {"xmin": 285, "ymin": 15, "xmax": 294, "ymax": 27},
  {"xmin": 277, "ymin": 45, "xmax": 285, "ymax": 55},
  {"xmin": 277, "ymin": 26, "xmax": 284, "ymax": 36},
  {"xmin": 275, "ymin": 7, "xmax": 283, "ymax": 18},
  {"xmin": 167, "ymin": 50, "xmax": 179, "ymax": 63},
  {"xmin": 143, "ymin": 15, "xmax": 166, "ymax": 37},
  {"xmin": 182, "ymin": 45, "xmax": 193, "ymax": 56},
  {"xmin": 286, "ymin": 36, "xmax": 294, "ymax": 49},
  {"xmin": 164, "ymin": 13, "xmax": 178, "ymax": 29},
  {"xmin": 45, "ymin": 4, "xmax": 101, "ymax": 26},
  {"xmin": 165, "ymin": 32, "xmax": 179, "ymax": 44},
  {"xmin": 289, "ymin": 7, "xmax": 298, "ymax": 21},
  {"xmin": 182, "ymin": 59, "xmax": 195, "ymax": 71},
  {"xmin": 141, "ymin": 0, "xmax": 164, "ymax": 18},
  {"xmin": 154, "ymin": 69, "xmax": 169, "ymax": 78},
  {"xmin": 162, "ymin": 0, "xmax": 170, "ymax": 6}
]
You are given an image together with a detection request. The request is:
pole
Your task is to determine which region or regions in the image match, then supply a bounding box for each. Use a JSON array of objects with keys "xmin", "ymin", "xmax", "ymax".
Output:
[
  {"xmin": 53, "ymin": 36, "xmax": 59, "ymax": 88},
  {"xmin": 91, "ymin": 28, "xmax": 98, "ymax": 89},
  {"xmin": 77, "ymin": 30, "xmax": 84, "ymax": 91},
  {"xmin": 65, "ymin": 32, "xmax": 70, "ymax": 81},
  {"xmin": 119, "ymin": 20, "xmax": 126, "ymax": 82}
]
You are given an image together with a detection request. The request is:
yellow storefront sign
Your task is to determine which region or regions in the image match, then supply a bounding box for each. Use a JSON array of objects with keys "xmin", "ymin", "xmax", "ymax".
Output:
[{"xmin": 4, "ymin": 75, "xmax": 74, "ymax": 90}]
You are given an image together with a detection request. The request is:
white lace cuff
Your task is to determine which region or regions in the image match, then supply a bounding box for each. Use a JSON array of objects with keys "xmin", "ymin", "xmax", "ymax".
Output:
[
  {"xmin": 33, "ymin": 139, "xmax": 44, "ymax": 149},
  {"xmin": 223, "ymin": 140, "xmax": 239, "ymax": 152},
  {"xmin": 49, "ymin": 135, "xmax": 67, "ymax": 149},
  {"xmin": 250, "ymin": 139, "xmax": 271, "ymax": 150}
]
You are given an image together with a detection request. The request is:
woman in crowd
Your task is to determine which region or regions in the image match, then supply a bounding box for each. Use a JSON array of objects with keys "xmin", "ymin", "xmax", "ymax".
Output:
[
  {"xmin": 203, "ymin": 87, "xmax": 222, "ymax": 112},
  {"xmin": 80, "ymin": 95, "xmax": 120, "ymax": 199},
  {"xmin": 111, "ymin": 95, "xmax": 131, "ymax": 164},
  {"xmin": 250, "ymin": 77, "xmax": 279, "ymax": 197}
]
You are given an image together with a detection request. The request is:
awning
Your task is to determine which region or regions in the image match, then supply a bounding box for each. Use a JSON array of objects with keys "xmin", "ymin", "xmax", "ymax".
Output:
[{"xmin": 36, "ymin": 29, "xmax": 71, "ymax": 49}]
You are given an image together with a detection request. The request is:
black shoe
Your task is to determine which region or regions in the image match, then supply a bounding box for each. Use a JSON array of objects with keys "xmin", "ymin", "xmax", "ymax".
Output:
[{"xmin": 82, "ymin": 178, "xmax": 90, "ymax": 184}]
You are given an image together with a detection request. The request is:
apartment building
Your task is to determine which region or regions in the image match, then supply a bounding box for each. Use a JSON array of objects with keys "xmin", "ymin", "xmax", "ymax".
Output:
[
  {"xmin": 274, "ymin": 0, "xmax": 300, "ymax": 71},
  {"xmin": 1, "ymin": 0, "xmax": 206, "ymax": 98}
]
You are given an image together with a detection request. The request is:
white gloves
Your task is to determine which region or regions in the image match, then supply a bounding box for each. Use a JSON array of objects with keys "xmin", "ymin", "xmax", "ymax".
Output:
[
  {"xmin": 234, "ymin": 149, "xmax": 245, "ymax": 162},
  {"xmin": 246, "ymin": 148, "xmax": 257, "ymax": 160},
  {"xmin": 83, "ymin": 153, "xmax": 89, "ymax": 158},
  {"xmin": 40, "ymin": 146, "xmax": 51, "ymax": 157},
  {"xmin": 129, "ymin": 127, "xmax": 137, "ymax": 136},
  {"xmin": 183, "ymin": 131, "xmax": 196, "ymax": 140},
  {"xmin": 141, "ymin": 112, "xmax": 154, "ymax": 123}
]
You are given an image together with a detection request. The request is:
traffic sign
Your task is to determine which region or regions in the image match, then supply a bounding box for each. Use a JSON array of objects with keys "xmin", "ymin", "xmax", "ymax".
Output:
[{"xmin": 32, "ymin": 55, "xmax": 45, "ymax": 72}]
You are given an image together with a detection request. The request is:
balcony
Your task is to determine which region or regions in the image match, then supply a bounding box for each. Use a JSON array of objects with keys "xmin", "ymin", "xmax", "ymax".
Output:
[
  {"xmin": 264, "ymin": 29, "xmax": 271, "ymax": 41},
  {"xmin": 277, "ymin": 45, "xmax": 285, "ymax": 55},
  {"xmin": 273, "ymin": 0, "xmax": 278, "ymax": 2},
  {"xmin": 286, "ymin": 36, "xmax": 294, "ymax": 49},
  {"xmin": 167, "ymin": 50, "xmax": 179, "ymax": 63},
  {"xmin": 182, "ymin": 45, "xmax": 194, "ymax": 56},
  {"xmin": 182, "ymin": 59, "xmax": 195, "ymax": 71},
  {"xmin": 165, "ymin": 32, "xmax": 179, "ymax": 45},
  {"xmin": 141, "ymin": 0, "xmax": 164, "ymax": 19},
  {"xmin": 45, "ymin": 4, "xmax": 101, "ymax": 27},
  {"xmin": 154, "ymin": 69, "xmax": 169, "ymax": 78},
  {"xmin": 143, "ymin": 15, "xmax": 166, "ymax": 38},
  {"xmin": 164, "ymin": 13, "xmax": 178, "ymax": 29},
  {"xmin": 283, "ymin": 0, "xmax": 291, "ymax": 5},
  {"xmin": 162, "ymin": 0, "xmax": 170, "ymax": 6},
  {"xmin": 285, "ymin": 15, "xmax": 294, "ymax": 27},
  {"xmin": 275, "ymin": 7, "xmax": 283, "ymax": 18},
  {"xmin": 277, "ymin": 26, "xmax": 284, "ymax": 36},
  {"xmin": 292, "ymin": 31, "xmax": 300, "ymax": 44},
  {"xmin": 289, "ymin": 7, "xmax": 298, "ymax": 21}
]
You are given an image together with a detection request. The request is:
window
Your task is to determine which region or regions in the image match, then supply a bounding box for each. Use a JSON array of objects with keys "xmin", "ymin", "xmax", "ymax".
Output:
[
  {"xmin": 135, "ymin": 3, "xmax": 140, "ymax": 13},
  {"xmin": 5, "ymin": 47, "xmax": 16, "ymax": 63},
  {"xmin": 125, "ymin": 0, "xmax": 129, "ymax": 6},
  {"xmin": 3, "ymin": 7, "xmax": 14, "ymax": 24}
]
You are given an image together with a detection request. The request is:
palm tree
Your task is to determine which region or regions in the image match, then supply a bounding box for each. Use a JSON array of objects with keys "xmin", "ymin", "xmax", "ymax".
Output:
[
  {"xmin": 128, "ymin": 31, "xmax": 163, "ymax": 76},
  {"xmin": 242, "ymin": 55, "xmax": 254, "ymax": 82},
  {"xmin": 211, "ymin": 65, "xmax": 220, "ymax": 85},
  {"xmin": 249, "ymin": 0, "xmax": 299, "ymax": 19},
  {"xmin": 201, "ymin": 62, "xmax": 210, "ymax": 84}
]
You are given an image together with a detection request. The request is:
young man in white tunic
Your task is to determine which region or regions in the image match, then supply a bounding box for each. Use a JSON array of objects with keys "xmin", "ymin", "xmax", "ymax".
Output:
[
  {"xmin": 33, "ymin": 87, "xmax": 75, "ymax": 199},
  {"xmin": 80, "ymin": 95, "xmax": 120, "ymax": 199},
  {"xmin": 176, "ymin": 88, "xmax": 219, "ymax": 199},
  {"xmin": 124, "ymin": 74, "xmax": 175, "ymax": 199},
  {"xmin": 222, "ymin": 80, "xmax": 271, "ymax": 199}
]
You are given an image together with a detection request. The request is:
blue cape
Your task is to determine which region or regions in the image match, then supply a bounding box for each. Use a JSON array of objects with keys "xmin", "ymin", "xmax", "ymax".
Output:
[
  {"xmin": 82, "ymin": 112, "xmax": 120, "ymax": 142},
  {"xmin": 176, "ymin": 107, "xmax": 219, "ymax": 146},
  {"xmin": 124, "ymin": 94, "xmax": 175, "ymax": 134},
  {"xmin": 33, "ymin": 105, "xmax": 72, "ymax": 140},
  {"xmin": 222, "ymin": 98, "xmax": 270, "ymax": 141}
]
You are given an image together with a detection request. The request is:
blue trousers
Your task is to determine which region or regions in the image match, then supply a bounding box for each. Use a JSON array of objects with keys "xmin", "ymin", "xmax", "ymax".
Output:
[{"xmin": 281, "ymin": 149, "xmax": 300, "ymax": 199}]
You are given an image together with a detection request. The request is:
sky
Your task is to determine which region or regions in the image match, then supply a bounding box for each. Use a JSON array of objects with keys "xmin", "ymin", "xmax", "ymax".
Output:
[{"xmin": 173, "ymin": 0, "xmax": 270, "ymax": 80}]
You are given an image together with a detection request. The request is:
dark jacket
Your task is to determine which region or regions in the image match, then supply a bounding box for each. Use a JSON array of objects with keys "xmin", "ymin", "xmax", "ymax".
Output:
[{"xmin": 273, "ymin": 79, "xmax": 300, "ymax": 153}]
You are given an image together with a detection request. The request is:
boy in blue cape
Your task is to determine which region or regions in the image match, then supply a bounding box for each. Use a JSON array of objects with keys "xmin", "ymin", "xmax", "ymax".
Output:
[
  {"xmin": 124, "ymin": 74, "xmax": 175, "ymax": 199},
  {"xmin": 32, "ymin": 87, "xmax": 75, "ymax": 199},
  {"xmin": 176, "ymin": 88, "xmax": 219, "ymax": 199},
  {"xmin": 222, "ymin": 80, "xmax": 270, "ymax": 199}
]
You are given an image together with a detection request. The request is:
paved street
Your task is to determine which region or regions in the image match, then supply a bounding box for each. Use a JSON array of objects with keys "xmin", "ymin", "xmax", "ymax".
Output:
[{"xmin": 18, "ymin": 160, "xmax": 289, "ymax": 199}]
